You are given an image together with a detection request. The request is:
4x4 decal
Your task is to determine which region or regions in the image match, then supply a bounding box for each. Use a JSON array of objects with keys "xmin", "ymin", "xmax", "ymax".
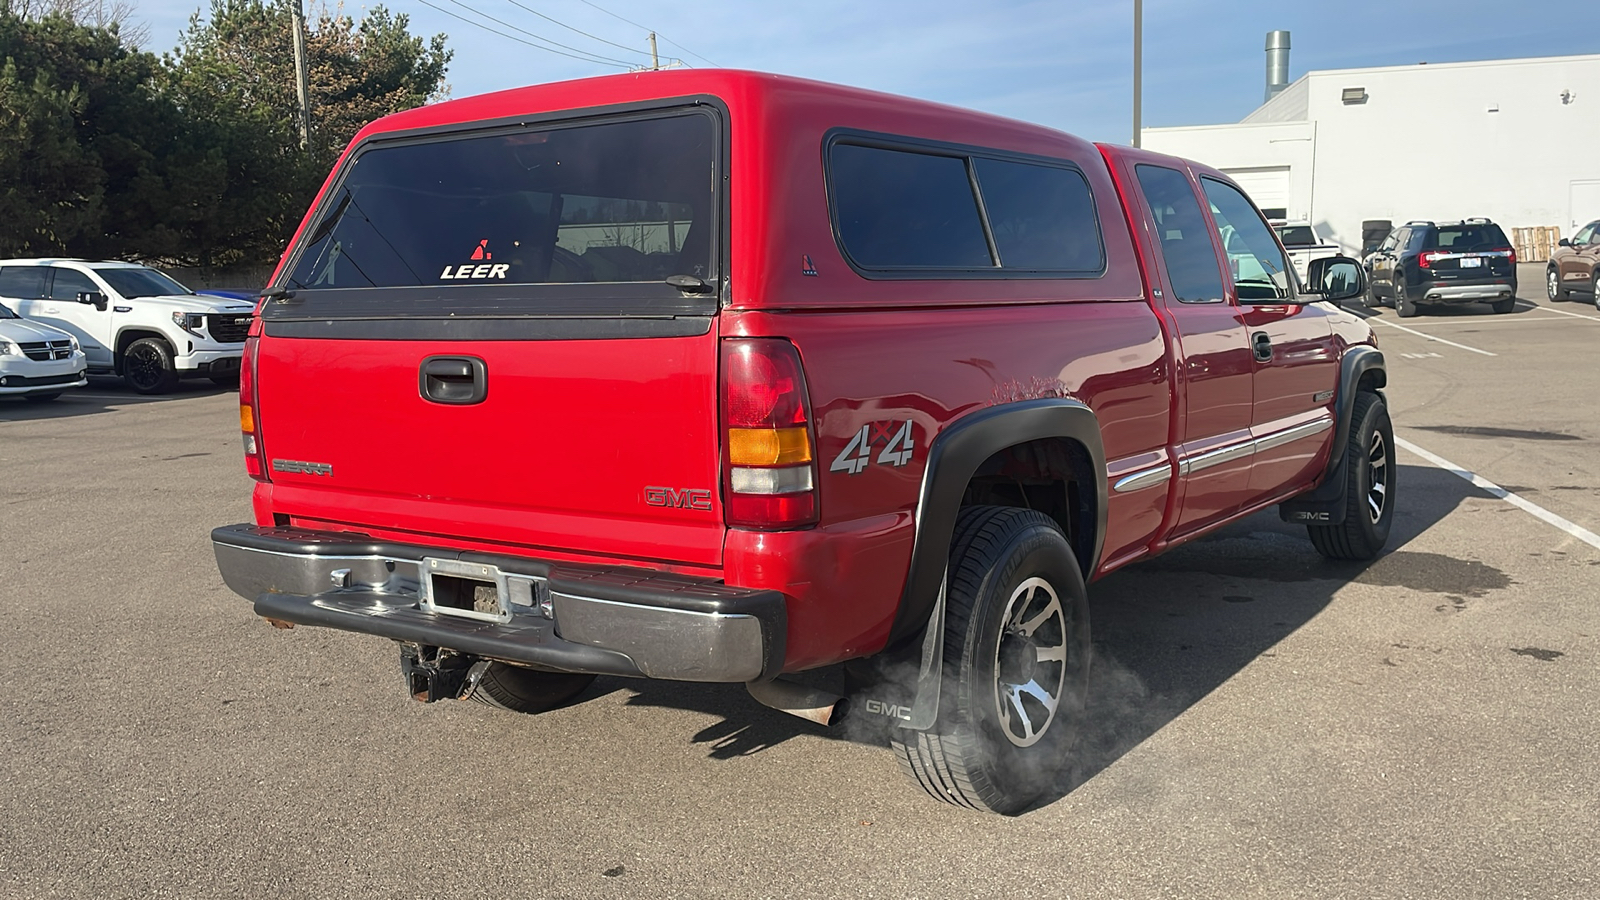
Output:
[{"xmin": 829, "ymin": 420, "xmax": 915, "ymax": 475}]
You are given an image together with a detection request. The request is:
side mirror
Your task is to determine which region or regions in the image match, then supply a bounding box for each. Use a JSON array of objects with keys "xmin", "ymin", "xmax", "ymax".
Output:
[
  {"xmin": 1305, "ymin": 256, "xmax": 1366, "ymax": 308},
  {"xmin": 77, "ymin": 291, "xmax": 108, "ymax": 311},
  {"xmin": 1558, "ymin": 238, "xmax": 1572, "ymax": 248}
]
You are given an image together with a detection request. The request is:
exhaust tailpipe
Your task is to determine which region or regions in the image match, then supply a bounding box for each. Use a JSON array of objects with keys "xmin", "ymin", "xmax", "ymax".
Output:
[{"xmin": 746, "ymin": 678, "xmax": 848, "ymax": 727}]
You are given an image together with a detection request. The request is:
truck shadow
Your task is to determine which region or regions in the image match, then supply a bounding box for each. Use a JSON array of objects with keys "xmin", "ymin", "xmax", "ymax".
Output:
[
  {"xmin": 0, "ymin": 376, "xmax": 234, "ymax": 422},
  {"xmin": 616, "ymin": 462, "xmax": 1503, "ymax": 807}
]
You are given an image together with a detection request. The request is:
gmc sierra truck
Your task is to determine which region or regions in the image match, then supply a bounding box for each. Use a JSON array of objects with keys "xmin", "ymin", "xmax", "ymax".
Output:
[{"xmin": 212, "ymin": 70, "xmax": 1389, "ymax": 815}]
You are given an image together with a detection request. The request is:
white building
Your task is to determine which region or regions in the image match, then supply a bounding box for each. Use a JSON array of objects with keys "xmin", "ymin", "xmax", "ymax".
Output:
[{"xmin": 1142, "ymin": 52, "xmax": 1600, "ymax": 256}]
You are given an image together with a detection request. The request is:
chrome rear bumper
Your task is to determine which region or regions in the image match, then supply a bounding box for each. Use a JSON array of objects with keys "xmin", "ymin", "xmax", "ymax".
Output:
[{"xmin": 211, "ymin": 524, "xmax": 785, "ymax": 683}]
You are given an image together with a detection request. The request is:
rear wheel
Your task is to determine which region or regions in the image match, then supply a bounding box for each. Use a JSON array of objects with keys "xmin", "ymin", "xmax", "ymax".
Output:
[
  {"xmin": 469, "ymin": 662, "xmax": 595, "ymax": 714},
  {"xmin": 891, "ymin": 506, "xmax": 1090, "ymax": 815},
  {"xmin": 23, "ymin": 392, "xmax": 61, "ymax": 402},
  {"xmin": 122, "ymin": 338, "xmax": 178, "ymax": 394},
  {"xmin": 1490, "ymin": 296, "xmax": 1515, "ymax": 314},
  {"xmin": 1395, "ymin": 279, "xmax": 1419, "ymax": 318},
  {"xmin": 1547, "ymin": 267, "xmax": 1568, "ymax": 301},
  {"xmin": 1307, "ymin": 391, "xmax": 1395, "ymax": 560},
  {"xmin": 1592, "ymin": 272, "xmax": 1599, "ymax": 309}
]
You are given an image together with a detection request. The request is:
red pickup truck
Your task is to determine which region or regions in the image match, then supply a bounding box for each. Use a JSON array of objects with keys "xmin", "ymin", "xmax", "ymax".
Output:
[{"xmin": 212, "ymin": 70, "xmax": 1388, "ymax": 815}]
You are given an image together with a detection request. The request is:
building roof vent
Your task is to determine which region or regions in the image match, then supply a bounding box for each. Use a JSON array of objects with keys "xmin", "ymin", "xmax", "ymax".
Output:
[{"xmin": 1264, "ymin": 30, "xmax": 1291, "ymax": 103}]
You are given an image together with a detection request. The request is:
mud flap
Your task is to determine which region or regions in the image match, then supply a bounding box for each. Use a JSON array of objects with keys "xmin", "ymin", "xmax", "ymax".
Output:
[
  {"xmin": 849, "ymin": 575, "xmax": 945, "ymax": 731},
  {"xmin": 1278, "ymin": 452, "xmax": 1349, "ymax": 526}
]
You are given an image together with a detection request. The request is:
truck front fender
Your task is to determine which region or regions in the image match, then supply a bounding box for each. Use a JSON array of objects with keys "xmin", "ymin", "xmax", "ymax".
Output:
[{"xmin": 1279, "ymin": 346, "xmax": 1386, "ymax": 524}]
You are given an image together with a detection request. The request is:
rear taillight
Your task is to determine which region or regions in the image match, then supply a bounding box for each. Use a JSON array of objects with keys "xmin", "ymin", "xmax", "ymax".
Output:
[
  {"xmin": 239, "ymin": 323, "xmax": 268, "ymax": 481},
  {"xmin": 720, "ymin": 338, "xmax": 818, "ymax": 530},
  {"xmin": 1492, "ymin": 246, "xmax": 1516, "ymax": 265},
  {"xmin": 1419, "ymin": 250, "xmax": 1445, "ymax": 269}
]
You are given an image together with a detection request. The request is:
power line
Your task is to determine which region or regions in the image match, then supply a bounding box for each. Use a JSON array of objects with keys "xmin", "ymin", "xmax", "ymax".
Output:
[
  {"xmin": 500, "ymin": 0, "xmax": 654, "ymax": 59},
  {"xmin": 443, "ymin": 0, "xmax": 639, "ymax": 65},
  {"xmin": 573, "ymin": 0, "xmax": 720, "ymax": 67},
  {"xmin": 417, "ymin": 0, "xmax": 633, "ymax": 68}
]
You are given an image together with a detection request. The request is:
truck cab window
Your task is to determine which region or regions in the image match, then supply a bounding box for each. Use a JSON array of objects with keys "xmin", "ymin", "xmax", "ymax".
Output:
[
  {"xmin": 1133, "ymin": 164, "xmax": 1224, "ymax": 304},
  {"xmin": 1201, "ymin": 178, "xmax": 1292, "ymax": 301}
]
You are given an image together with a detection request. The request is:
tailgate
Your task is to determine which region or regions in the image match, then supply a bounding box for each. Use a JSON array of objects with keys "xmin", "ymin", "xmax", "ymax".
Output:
[{"xmin": 254, "ymin": 104, "xmax": 728, "ymax": 566}]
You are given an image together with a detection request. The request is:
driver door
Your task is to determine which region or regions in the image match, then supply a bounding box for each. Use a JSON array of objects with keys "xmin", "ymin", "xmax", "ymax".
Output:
[
  {"xmin": 1198, "ymin": 175, "xmax": 1340, "ymax": 501},
  {"xmin": 43, "ymin": 267, "xmax": 116, "ymax": 368}
]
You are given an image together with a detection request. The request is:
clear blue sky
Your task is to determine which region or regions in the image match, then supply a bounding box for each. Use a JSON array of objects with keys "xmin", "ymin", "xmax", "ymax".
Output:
[{"xmin": 131, "ymin": 0, "xmax": 1587, "ymax": 143}]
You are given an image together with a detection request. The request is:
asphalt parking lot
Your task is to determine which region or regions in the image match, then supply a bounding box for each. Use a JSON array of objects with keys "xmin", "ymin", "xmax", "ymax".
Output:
[{"xmin": 2, "ymin": 261, "xmax": 1596, "ymax": 899}]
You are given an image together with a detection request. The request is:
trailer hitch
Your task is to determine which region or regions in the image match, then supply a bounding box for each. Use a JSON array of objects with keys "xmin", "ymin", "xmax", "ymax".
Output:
[{"xmin": 399, "ymin": 644, "xmax": 490, "ymax": 702}]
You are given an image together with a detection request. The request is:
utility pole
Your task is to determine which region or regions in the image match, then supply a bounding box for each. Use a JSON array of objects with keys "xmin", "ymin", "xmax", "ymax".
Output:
[
  {"xmin": 648, "ymin": 32, "xmax": 660, "ymax": 70},
  {"xmin": 291, "ymin": 0, "xmax": 312, "ymax": 148},
  {"xmin": 1132, "ymin": 0, "xmax": 1142, "ymax": 148}
]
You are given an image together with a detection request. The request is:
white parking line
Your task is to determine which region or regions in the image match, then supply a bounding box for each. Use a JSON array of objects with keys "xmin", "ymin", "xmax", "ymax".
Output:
[
  {"xmin": 1364, "ymin": 317, "xmax": 1497, "ymax": 356},
  {"xmin": 1514, "ymin": 299, "xmax": 1600, "ymax": 322},
  {"xmin": 1397, "ymin": 436, "xmax": 1600, "ymax": 551}
]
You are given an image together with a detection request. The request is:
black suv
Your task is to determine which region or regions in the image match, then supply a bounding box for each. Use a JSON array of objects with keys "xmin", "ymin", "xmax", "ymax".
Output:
[{"xmin": 1366, "ymin": 219, "xmax": 1517, "ymax": 316}]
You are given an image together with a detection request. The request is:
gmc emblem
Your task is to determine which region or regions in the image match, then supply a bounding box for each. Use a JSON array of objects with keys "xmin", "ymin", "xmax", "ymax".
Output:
[{"xmin": 644, "ymin": 486, "xmax": 713, "ymax": 511}]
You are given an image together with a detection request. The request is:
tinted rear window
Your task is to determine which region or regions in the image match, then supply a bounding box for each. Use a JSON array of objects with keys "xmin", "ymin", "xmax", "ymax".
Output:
[
  {"xmin": 829, "ymin": 141, "xmax": 1105, "ymax": 275},
  {"xmin": 0, "ymin": 267, "xmax": 47, "ymax": 299},
  {"xmin": 285, "ymin": 112, "xmax": 716, "ymax": 290},
  {"xmin": 973, "ymin": 158, "xmax": 1103, "ymax": 271},
  {"xmin": 1426, "ymin": 224, "xmax": 1509, "ymax": 251},
  {"xmin": 1275, "ymin": 226, "xmax": 1315, "ymax": 246},
  {"xmin": 830, "ymin": 145, "xmax": 991, "ymax": 269},
  {"xmin": 1133, "ymin": 164, "xmax": 1225, "ymax": 304}
]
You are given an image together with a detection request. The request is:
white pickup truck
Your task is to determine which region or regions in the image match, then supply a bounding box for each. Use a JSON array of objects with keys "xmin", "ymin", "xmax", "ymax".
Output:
[{"xmin": 1275, "ymin": 223, "xmax": 1342, "ymax": 289}]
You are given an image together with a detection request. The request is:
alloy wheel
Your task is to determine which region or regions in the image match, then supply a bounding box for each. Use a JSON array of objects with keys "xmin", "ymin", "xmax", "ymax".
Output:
[
  {"xmin": 1366, "ymin": 430, "xmax": 1389, "ymax": 524},
  {"xmin": 1548, "ymin": 268, "xmax": 1560, "ymax": 301},
  {"xmin": 993, "ymin": 576, "xmax": 1070, "ymax": 748},
  {"xmin": 125, "ymin": 345, "xmax": 162, "ymax": 391}
]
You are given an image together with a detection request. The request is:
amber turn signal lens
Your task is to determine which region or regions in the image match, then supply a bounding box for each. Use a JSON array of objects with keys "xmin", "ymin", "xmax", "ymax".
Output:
[
  {"xmin": 727, "ymin": 426, "xmax": 811, "ymax": 466},
  {"xmin": 240, "ymin": 404, "xmax": 255, "ymax": 434}
]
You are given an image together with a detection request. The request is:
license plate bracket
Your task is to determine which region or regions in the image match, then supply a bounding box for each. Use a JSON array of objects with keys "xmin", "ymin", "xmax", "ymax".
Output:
[{"xmin": 420, "ymin": 557, "xmax": 512, "ymax": 623}]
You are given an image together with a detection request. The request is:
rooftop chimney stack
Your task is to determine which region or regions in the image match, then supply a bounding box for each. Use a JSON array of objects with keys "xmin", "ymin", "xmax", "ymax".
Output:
[{"xmin": 1264, "ymin": 30, "xmax": 1291, "ymax": 103}]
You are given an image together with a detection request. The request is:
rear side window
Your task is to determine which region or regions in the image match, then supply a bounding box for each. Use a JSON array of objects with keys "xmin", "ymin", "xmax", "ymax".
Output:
[
  {"xmin": 1133, "ymin": 164, "xmax": 1224, "ymax": 304},
  {"xmin": 0, "ymin": 267, "xmax": 47, "ymax": 299},
  {"xmin": 286, "ymin": 112, "xmax": 717, "ymax": 291},
  {"xmin": 1426, "ymin": 223, "xmax": 1509, "ymax": 251},
  {"xmin": 973, "ymin": 158, "xmax": 1102, "ymax": 271},
  {"xmin": 828, "ymin": 138, "xmax": 1105, "ymax": 277},
  {"xmin": 830, "ymin": 145, "xmax": 991, "ymax": 269}
]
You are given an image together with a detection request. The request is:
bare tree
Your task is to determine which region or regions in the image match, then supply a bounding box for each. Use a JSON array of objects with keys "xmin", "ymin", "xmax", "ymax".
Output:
[{"xmin": 3, "ymin": 0, "xmax": 150, "ymax": 47}]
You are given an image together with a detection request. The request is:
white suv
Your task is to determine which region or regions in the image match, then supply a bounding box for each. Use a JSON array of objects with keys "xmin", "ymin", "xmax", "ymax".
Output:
[
  {"xmin": 0, "ymin": 259, "xmax": 255, "ymax": 394},
  {"xmin": 0, "ymin": 301, "xmax": 88, "ymax": 402}
]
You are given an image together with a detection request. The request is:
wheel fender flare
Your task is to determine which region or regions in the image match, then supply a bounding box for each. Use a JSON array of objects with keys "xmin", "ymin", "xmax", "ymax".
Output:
[
  {"xmin": 1279, "ymin": 346, "xmax": 1386, "ymax": 524},
  {"xmin": 874, "ymin": 398, "xmax": 1106, "ymax": 731},
  {"xmin": 112, "ymin": 328, "xmax": 173, "ymax": 374}
]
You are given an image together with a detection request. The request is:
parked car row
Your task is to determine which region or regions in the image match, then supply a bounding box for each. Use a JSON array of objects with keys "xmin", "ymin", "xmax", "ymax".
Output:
[{"xmin": 0, "ymin": 259, "xmax": 254, "ymax": 396}]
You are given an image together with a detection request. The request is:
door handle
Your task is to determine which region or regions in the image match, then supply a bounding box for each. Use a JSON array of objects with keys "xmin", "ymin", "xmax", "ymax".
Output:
[
  {"xmin": 419, "ymin": 355, "xmax": 487, "ymax": 405},
  {"xmin": 1252, "ymin": 331, "xmax": 1273, "ymax": 362}
]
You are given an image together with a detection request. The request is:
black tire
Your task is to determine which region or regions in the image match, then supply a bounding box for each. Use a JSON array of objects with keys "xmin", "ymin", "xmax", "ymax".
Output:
[
  {"xmin": 1490, "ymin": 296, "xmax": 1515, "ymax": 314},
  {"xmin": 469, "ymin": 662, "xmax": 595, "ymax": 714},
  {"xmin": 122, "ymin": 337, "xmax": 179, "ymax": 394},
  {"xmin": 1547, "ymin": 266, "xmax": 1568, "ymax": 301},
  {"xmin": 1592, "ymin": 272, "xmax": 1599, "ymax": 310},
  {"xmin": 22, "ymin": 392, "xmax": 61, "ymax": 402},
  {"xmin": 1394, "ymin": 279, "xmax": 1419, "ymax": 317},
  {"xmin": 1307, "ymin": 391, "xmax": 1395, "ymax": 560},
  {"xmin": 891, "ymin": 506, "xmax": 1091, "ymax": 815}
]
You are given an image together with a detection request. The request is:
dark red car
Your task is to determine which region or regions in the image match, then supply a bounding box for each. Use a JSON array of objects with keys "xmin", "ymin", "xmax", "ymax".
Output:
[{"xmin": 213, "ymin": 70, "xmax": 1385, "ymax": 814}]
